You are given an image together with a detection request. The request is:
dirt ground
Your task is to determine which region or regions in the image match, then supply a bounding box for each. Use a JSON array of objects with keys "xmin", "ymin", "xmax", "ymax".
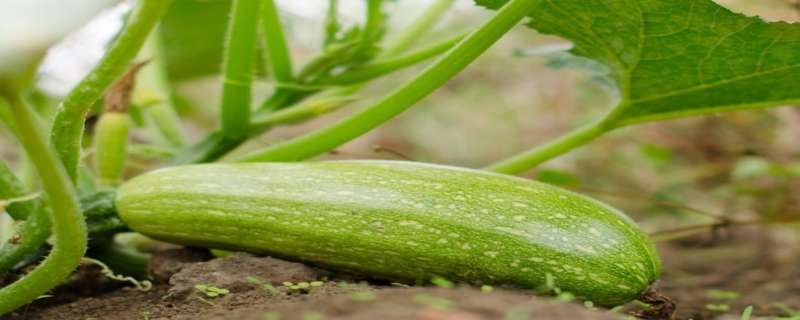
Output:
[{"xmin": 1, "ymin": 225, "xmax": 799, "ymax": 320}]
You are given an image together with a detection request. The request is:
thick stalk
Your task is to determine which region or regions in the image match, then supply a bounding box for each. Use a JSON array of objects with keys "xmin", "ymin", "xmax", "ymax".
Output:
[
  {"xmin": 485, "ymin": 120, "xmax": 613, "ymax": 175},
  {"xmin": 237, "ymin": 0, "xmax": 539, "ymax": 162},
  {"xmin": 220, "ymin": 0, "xmax": 262, "ymax": 141},
  {"xmin": 383, "ymin": 0, "xmax": 456, "ymax": 56},
  {"xmin": 0, "ymin": 92, "xmax": 86, "ymax": 315},
  {"xmin": 50, "ymin": 0, "xmax": 173, "ymax": 183}
]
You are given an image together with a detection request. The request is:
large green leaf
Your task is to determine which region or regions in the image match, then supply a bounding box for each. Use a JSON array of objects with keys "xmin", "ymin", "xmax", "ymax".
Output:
[
  {"xmin": 477, "ymin": 0, "xmax": 800, "ymax": 126},
  {"xmin": 160, "ymin": 0, "xmax": 267, "ymax": 81},
  {"xmin": 159, "ymin": 0, "xmax": 231, "ymax": 80}
]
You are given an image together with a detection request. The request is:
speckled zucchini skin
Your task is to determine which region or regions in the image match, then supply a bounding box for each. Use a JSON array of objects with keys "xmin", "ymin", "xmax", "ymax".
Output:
[{"xmin": 116, "ymin": 161, "xmax": 660, "ymax": 306}]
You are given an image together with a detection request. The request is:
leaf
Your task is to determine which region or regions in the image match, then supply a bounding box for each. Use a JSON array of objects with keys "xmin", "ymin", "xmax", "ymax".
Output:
[
  {"xmin": 159, "ymin": 0, "xmax": 230, "ymax": 80},
  {"xmin": 475, "ymin": 0, "xmax": 800, "ymax": 126},
  {"xmin": 159, "ymin": 0, "xmax": 266, "ymax": 80}
]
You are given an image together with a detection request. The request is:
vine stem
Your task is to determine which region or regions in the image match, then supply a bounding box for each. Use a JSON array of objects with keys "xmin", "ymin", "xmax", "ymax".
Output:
[
  {"xmin": 0, "ymin": 92, "xmax": 87, "ymax": 315},
  {"xmin": 220, "ymin": 0, "xmax": 261, "ymax": 141},
  {"xmin": 237, "ymin": 0, "xmax": 539, "ymax": 162},
  {"xmin": 0, "ymin": 159, "xmax": 34, "ymax": 220},
  {"xmin": 0, "ymin": 158, "xmax": 51, "ymax": 276},
  {"xmin": 261, "ymin": 0, "xmax": 294, "ymax": 84},
  {"xmin": 136, "ymin": 33, "xmax": 185, "ymax": 147},
  {"xmin": 0, "ymin": 205, "xmax": 52, "ymax": 275},
  {"xmin": 485, "ymin": 120, "xmax": 613, "ymax": 175},
  {"xmin": 383, "ymin": 0, "xmax": 456, "ymax": 56},
  {"xmin": 49, "ymin": 0, "xmax": 173, "ymax": 183},
  {"xmin": 649, "ymin": 217, "xmax": 800, "ymax": 242},
  {"xmin": 315, "ymin": 34, "xmax": 464, "ymax": 86}
]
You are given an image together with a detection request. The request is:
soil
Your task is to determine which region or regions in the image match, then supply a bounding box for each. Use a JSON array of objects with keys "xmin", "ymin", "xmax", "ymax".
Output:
[{"xmin": 2, "ymin": 225, "xmax": 799, "ymax": 320}]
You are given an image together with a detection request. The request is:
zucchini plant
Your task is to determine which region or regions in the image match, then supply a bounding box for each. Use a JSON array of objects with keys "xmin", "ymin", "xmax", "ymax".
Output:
[{"xmin": 0, "ymin": 0, "xmax": 797, "ymax": 315}]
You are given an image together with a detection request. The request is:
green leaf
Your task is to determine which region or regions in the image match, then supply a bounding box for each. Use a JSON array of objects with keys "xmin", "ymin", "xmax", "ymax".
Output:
[
  {"xmin": 476, "ymin": 0, "xmax": 800, "ymax": 126},
  {"xmin": 159, "ymin": 0, "xmax": 229, "ymax": 80},
  {"xmin": 159, "ymin": 0, "xmax": 266, "ymax": 80}
]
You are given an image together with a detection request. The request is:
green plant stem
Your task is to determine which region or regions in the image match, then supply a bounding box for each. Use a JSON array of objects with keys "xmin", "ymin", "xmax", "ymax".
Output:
[
  {"xmin": 0, "ymin": 156, "xmax": 50, "ymax": 276},
  {"xmin": 0, "ymin": 92, "xmax": 87, "ymax": 315},
  {"xmin": 137, "ymin": 33, "xmax": 185, "ymax": 147},
  {"xmin": 315, "ymin": 34, "xmax": 464, "ymax": 85},
  {"xmin": 50, "ymin": 0, "xmax": 173, "ymax": 183},
  {"xmin": 237, "ymin": 0, "xmax": 539, "ymax": 162},
  {"xmin": 256, "ymin": 0, "xmax": 295, "ymax": 122},
  {"xmin": 0, "ymin": 160, "xmax": 34, "ymax": 220},
  {"xmin": 485, "ymin": 120, "xmax": 613, "ymax": 175},
  {"xmin": 360, "ymin": 0, "xmax": 384, "ymax": 50},
  {"xmin": 0, "ymin": 205, "xmax": 51, "ymax": 275},
  {"xmin": 383, "ymin": 0, "xmax": 455, "ymax": 56},
  {"xmin": 323, "ymin": 0, "xmax": 340, "ymax": 46},
  {"xmin": 261, "ymin": 0, "xmax": 294, "ymax": 84},
  {"xmin": 249, "ymin": 94, "xmax": 357, "ymax": 132},
  {"xmin": 172, "ymin": 0, "xmax": 456, "ymax": 165},
  {"xmin": 220, "ymin": 0, "xmax": 262, "ymax": 141},
  {"xmin": 171, "ymin": 93, "xmax": 355, "ymax": 165},
  {"xmin": 89, "ymin": 242, "xmax": 151, "ymax": 279}
]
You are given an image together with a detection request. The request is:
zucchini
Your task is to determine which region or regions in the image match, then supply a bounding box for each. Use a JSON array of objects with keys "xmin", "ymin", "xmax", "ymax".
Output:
[{"xmin": 116, "ymin": 161, "xmax": 660, "ymax": 306}]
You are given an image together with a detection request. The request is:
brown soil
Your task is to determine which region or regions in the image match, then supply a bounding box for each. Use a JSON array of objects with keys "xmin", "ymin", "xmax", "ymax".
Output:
[{"xmin": 2, "ymin": 226, "xmax": 799, "ymax": 320}]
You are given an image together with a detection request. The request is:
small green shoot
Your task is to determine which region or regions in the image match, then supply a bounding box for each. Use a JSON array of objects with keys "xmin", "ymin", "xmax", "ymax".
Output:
[
  {"xmin": 773, "ymin": 303, "xmax": 800, "ymax": 318},
  {"xmin": 480, "ymin": 285, "xmax": 494, "ymax": 293},
  {"xmin": 430, "ymin": 276, "xmax": 454, "ymax": 288},
  {"xmin": 706, "ymin": 289, "xmax": 740, "ymax": 301},
  {"xmin": 282, "ymin": 281, "xmax": 324, "ymax": 294},
  {"xmin": 194, "ymin": 284, "xmax": 230, "ymax": 298},
  {"xmin": 555, "ymin": 291, "xmax": 575, "ymax": 302},
  {"xmin": 706, "ymin": 303, "xmax": 731, "ymax": 313},
  {"xmin": 247, "ymin": 276, "xmax": 280, "ymax": 295},
  {"xmin": 740, "ymin": 306, "xmax": 753, "ymax": 320}
]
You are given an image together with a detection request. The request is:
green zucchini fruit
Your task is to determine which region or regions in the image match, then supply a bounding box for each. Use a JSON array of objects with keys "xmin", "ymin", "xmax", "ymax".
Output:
[{"xmin": 115, "ymin": 161, "xmax": 660, "ymax": 306}]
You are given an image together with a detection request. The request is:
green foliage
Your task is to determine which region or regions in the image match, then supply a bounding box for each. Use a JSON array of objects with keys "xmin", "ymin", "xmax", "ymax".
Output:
[
  {"xmin": 706, "ymin": 303, "xmax": 731, "ymax": 313},
  {"xmin": 705, "ymin": 289, "xmax": 740, "ymax": 300},
  {"xmin": 431, "ymin": 276, "xmax": 455, "ymax": 288},
  {"xmin": 479, "ymin": 0, "xmax": 800, "ymax": 125},
  {"xmin": 246, "ymin": 276, "xmax": 280, "ymax": 295},
  {"xmin": 740, "ymin": 305, "xmax": 753, "ymax": 320},
  {"xmin": 483, "ymin": 0, "xmax": 800, "ymax": 174},
  {"xmin": 194, "ymin": 284, "xmax": 230, "ymax": 297},
  {"xmin": 159, "ymin": 0, "xmax": 232, "ymax": 79}
]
